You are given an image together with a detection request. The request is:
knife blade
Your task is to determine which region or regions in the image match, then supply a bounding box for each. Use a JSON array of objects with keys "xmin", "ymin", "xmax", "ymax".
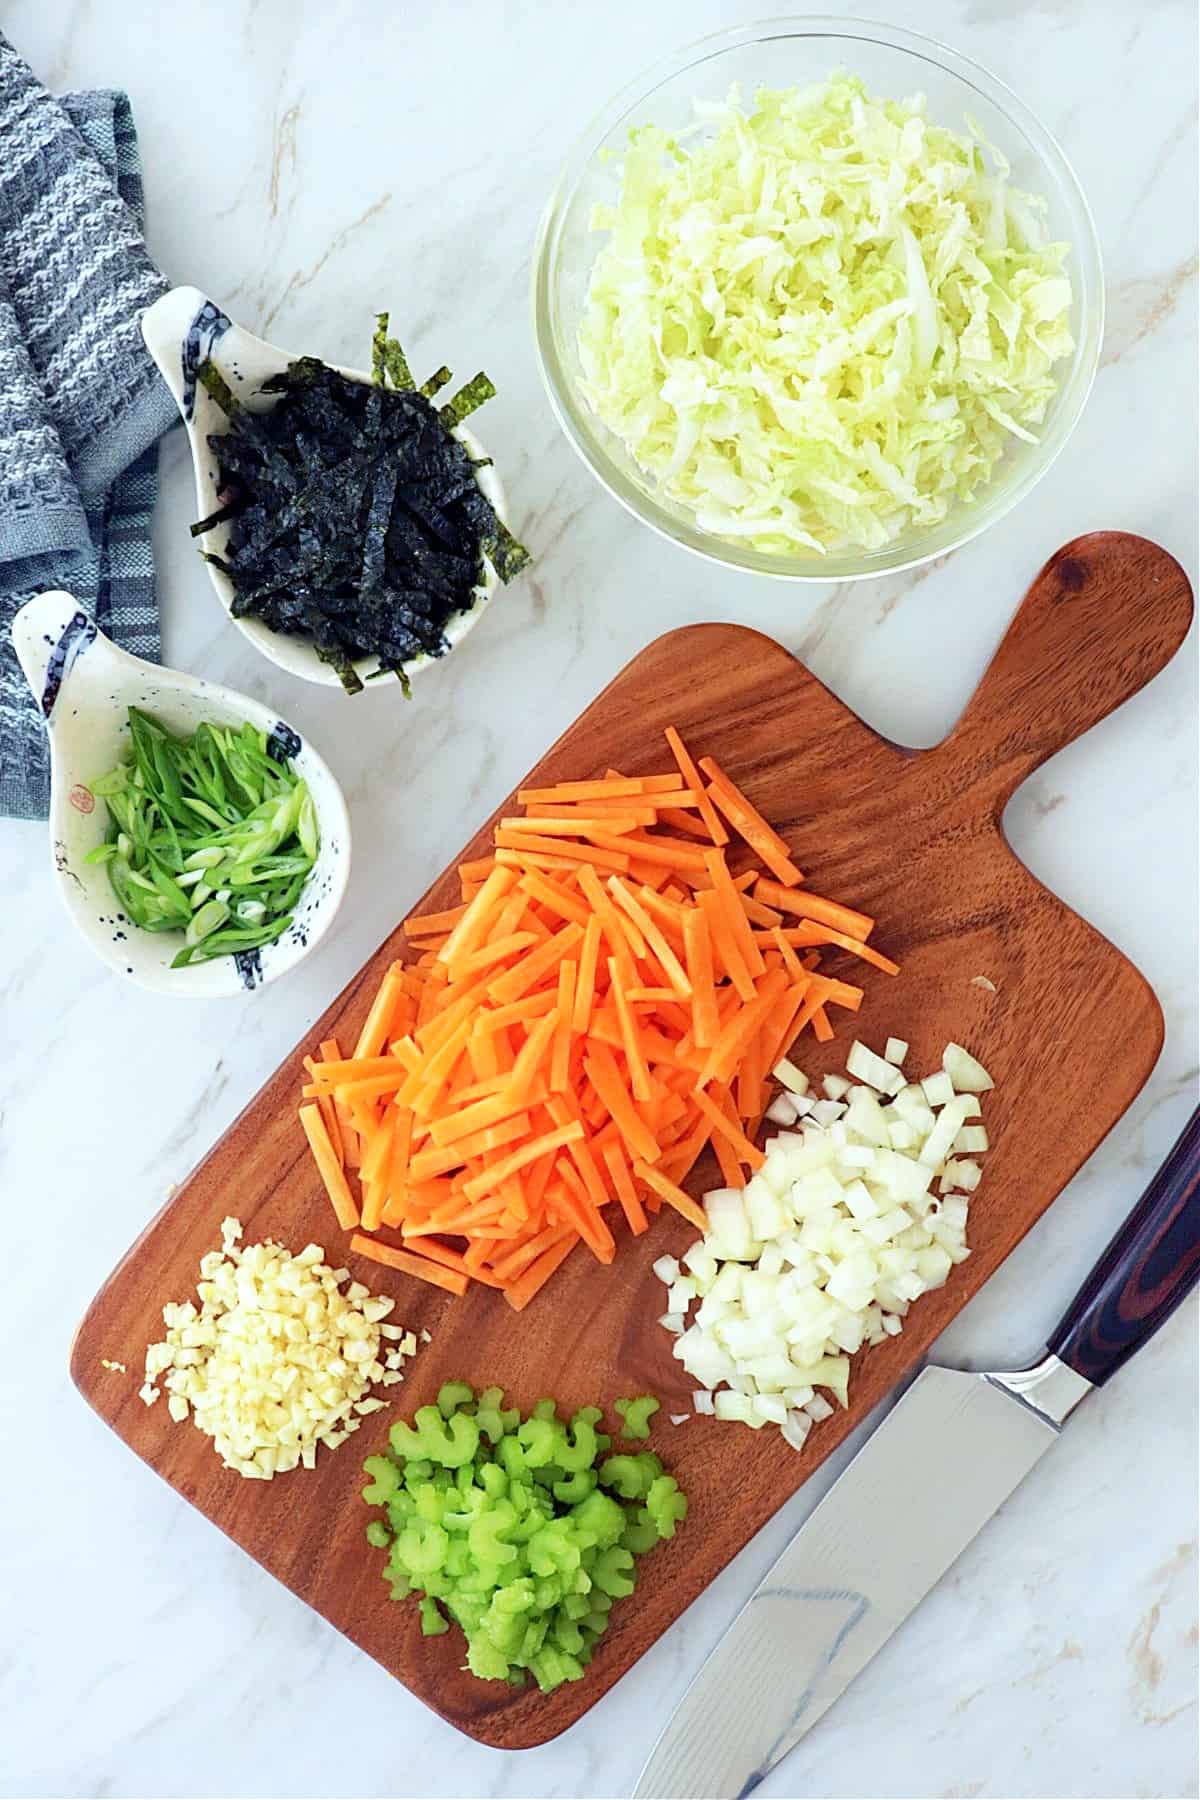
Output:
[{"xmin": 635, "ymin": 1106, "xmax": 1200, "ymax": 1800}]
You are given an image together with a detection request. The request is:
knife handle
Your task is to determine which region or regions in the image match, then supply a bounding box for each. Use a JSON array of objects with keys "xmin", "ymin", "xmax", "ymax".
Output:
[{"xmin": 1047, "ymin": 1107, "xmax": 1200, "ymax": 1384}]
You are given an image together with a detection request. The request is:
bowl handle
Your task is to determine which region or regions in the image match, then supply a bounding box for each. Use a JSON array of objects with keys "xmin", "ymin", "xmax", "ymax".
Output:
[
  {"xmin": 141, "ymin": 285, "xmax": 231, "ymax": 422},
  {"xmin": 10, "ymin": 591, "xmax": 106, "ymax": 720}
]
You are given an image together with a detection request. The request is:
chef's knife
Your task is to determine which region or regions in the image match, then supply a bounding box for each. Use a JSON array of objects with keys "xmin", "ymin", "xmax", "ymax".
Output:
[{"xmin": 635, "ymin": 1107, "xmax": 1200, "ymax": 1800}]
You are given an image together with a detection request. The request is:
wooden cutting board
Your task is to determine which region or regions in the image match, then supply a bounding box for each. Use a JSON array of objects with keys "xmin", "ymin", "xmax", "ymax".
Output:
[{"xmin": 73, "ymin": 532, "xmax": 1192, "ymax": 1748}]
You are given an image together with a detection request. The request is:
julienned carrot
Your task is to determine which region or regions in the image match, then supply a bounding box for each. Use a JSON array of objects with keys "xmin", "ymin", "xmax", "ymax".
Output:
[
  {"xmin": 404, "ymin": 904, "xmax": 467, "ymax": 938},
  {"xmin": 449, "ymin": 930, "xmax": 540, "ymax": 980},
  {"xmin": 303, "ymin": 1055, "xmax": 343, "ymax": 1164},
  {"xmin": 601, "ymin": 1140, "xmax": 648, "ymax": 1235},
  {"xmin": 472, "ymin": 989, "xmax": 557, "ymax": 1036},
  {"xmin": 497, "ymin": 814, "xmax": 643, "ymax": 838},
  {"xmin": 608, "ymin": 876, "xmax": 691, "ymax": 998},
  {"xmin": 488, "ymin": 920, "xmax": 584, "ymax": 1006},
  {"xmin": 403, "ymin": 1234, "xmax": 505, "ymax": 1289},
  {"xmin": 300, "ymin": 1104, "xmax": 360, "ymax": 1231},
  {"xmin": 551, "ymin": 960, "xmax": 576, "ymax": 1094},
  {"xmin": 633, "ymin": 1161, "xmax": 710, "ymax": 1232},
  {"xmin": 591, "ymin": 829, "xmax": 708, "ymax": 873},
  {"xmin": 699, "ymin": 886, "xmax": 756, "ymax": 1001},
  {"xmin": 297, "ymin": 726, "xmax": 895, "ymax": 1307},
  {"xmin": 691, "ymin": 1084, "xmax": 766, "ymax": 1171},
  {"xmin": 506, "ymin": 1009, "xmax": 558, "ymax": 1103},
  {"xmin": 573, "ymin": 914, "xmax": 602, "ymax": 1033},
  {"xmin": 698, "ymin": 755, "xmax": 805, "ymax": 888},
  {"xmin": 504, "ymin": 1234, "xmax": 580, "ymax": 1310},
  {"xmin": 664, "ymin": 726, "xmax": 729, "ymax": 847},
  {"xmin": 655, "ymin": 806, "xmax": 712, "ymax": 840},
  {"xmin": 704, "ymin": 850, "xmax": 765, "ymax": 979},
  {"xmin": 438, "ymin": 865, "xmax": 517, "ymax": 966},
  {"xmin": 349, "ymin": 1233, "xmax": 469, "ymax": 1296},
  {"xmin": 682, "ymin": 908, "xmax": 719, "ymax": 1049},
  {"xmin": 609, "ymin": 957, "xmax": 652, "ymax": 1103},
  {"xmin": 353, "ymin": 962, "xmax": 408, "ymax": 1059},
  {"xmin": 585, "ymin": 1044, "xmax": 660, "ymax": 1165},
  {"xmin": 759, "ymin": 921, "xmax": 900, "ymax": 976},
  {"xmin": 811, "ymin": 1004, "xmax": 835, "ymax": 1042},
  {"xmin": 319, "ymin": 1037, "xmax": 360, "ymax": 1169},
  {"xmin": 462, "ymin": 1121, "xmax": 583, "ymax": 1201},
  {"xmin": 753, "ymin": 877, "xmax": 875, "ymax": 943},
  {"xmin": 518, "ymin": 870, "xmax": 591, "ymax": 926},
  {"xmin": 495, "ymin": 829, "xmax": 632, "ymax": 874},
  {"xmin": 517, "ymin": 775, "xmax": 683, "ymax": 804}
]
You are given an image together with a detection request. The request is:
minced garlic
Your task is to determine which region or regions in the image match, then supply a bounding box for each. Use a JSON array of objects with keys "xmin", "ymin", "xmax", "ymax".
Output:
[{"xmin": 141, "ymin": 1217, "xmax": 417, "ymax": 1479}]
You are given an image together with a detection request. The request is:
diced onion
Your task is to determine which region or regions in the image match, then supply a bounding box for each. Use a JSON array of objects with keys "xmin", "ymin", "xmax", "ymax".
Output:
[
  {"xmin": 920, "ymin": 1070, "xmax": 956, "ymax": 1108},
  {"xmin": 658, "ymin": 1037, "xmax": 995, "ymax": 1448},
  {"xmin": 956, "ymin": 1125, "xmax": 990, "ymax": 1155},
  {"xmin": 943, "ymin": 1042, "xmax": 995, "ymax": 1093},
  {"xmin": 772, "ymin": 1058, "xmax": 810, "ymax": 1097}
]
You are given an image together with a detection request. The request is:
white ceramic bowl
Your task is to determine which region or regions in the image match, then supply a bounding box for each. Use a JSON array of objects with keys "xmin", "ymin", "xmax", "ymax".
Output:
[
  {"xmin": 11, "ymin": 589, "xmax": 352, "ymax": 997},
  {"xmin": 141, "ymin": 285, "xmax": 509, "ymax": 688},
  {"xmin": 533, "ymin": 16, "xmax": 1104, "ymax": 582}
]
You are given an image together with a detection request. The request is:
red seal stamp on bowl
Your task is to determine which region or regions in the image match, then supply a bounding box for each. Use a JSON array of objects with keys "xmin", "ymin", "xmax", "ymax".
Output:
[{"xmin": 69, "ymin": 783, "xmax": 95, "ymax": 815}]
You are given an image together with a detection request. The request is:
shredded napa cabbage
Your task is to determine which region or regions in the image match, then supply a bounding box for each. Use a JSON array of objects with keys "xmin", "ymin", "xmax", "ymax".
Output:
[{"xmin": 577, "ymin": 75, "xmax": 1075, "ymax": 555}]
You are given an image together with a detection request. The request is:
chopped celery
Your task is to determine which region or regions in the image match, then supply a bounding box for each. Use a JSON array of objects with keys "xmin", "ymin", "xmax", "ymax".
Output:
[
  {"xmin": 437, "ymin": 1381, "xmax": 475, "ymax": 1418},
  {"xmin": 645, "ymin": 1475, "xmax": 689, "ymax": 1541},
  {"xmin": 360, "ymin": 1384, "xmax": 683, "ymax": 1693},
  {"xmin": 615, "ymin": 1395, "xmax": 660, "ymax": 1440},
  {"xmin": 621, "ymin": 1510, "xmax": 661, "ymax": 1554},
  {"xmin": 362, "ymin": 1456, "xmax": 400, "ymax": 1505},
  {"xmin": 419, "ymin": 1597, "xmax": 449, "ymax": 1636},
  {"xmin": 552, "ymin": 1469, "xmax": 597, "ymax": 1505},
  {"xmin": 599, "ymin": 1452, "xmax": 662, "ymax": 1500}
]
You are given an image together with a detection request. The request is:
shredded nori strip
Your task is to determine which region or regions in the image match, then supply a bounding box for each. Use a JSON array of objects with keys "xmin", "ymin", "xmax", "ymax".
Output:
[
  {"xmin": 419, "ymin": 365, "xmax": 452, "ymax": 400},
  {"xmin": 192, "ymin": 318, "xmax": 529, "ymax": 695},
  {"xmin": 196, "ymin": 358, "xmax": 240, "ymax": 417},
  {"xmin": 439, "ymin": 371, "xmax": 496, "ymax": 430},
  {"xmin": 189, "ymin": 499, "xmax": 242, "ymax": 539}
]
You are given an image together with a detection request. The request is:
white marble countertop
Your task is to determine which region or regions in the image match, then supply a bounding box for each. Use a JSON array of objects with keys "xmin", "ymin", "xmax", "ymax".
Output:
[{"xmin": 2, "ymin": 3, "xmax": 1196, "ymax": 1796}]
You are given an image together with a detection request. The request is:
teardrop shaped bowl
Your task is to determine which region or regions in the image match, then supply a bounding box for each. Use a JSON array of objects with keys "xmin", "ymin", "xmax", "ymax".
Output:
[
  {"xmin": 11, "ymin": 590, "xmax": 352, "ymax": 996},
  {"xmin": 141, "ymin": 285, "xmax": 508, "ymax": 689}
]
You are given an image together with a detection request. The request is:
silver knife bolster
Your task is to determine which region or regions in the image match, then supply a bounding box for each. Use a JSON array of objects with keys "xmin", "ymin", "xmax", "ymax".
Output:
[{"xmin": 986, "ymin": 1351, "xmax": 1093, "ymax": 1426}]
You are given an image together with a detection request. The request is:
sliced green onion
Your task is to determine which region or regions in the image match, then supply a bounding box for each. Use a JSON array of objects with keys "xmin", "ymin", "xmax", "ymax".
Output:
[
  {"xmin": 186, "ymin": 898, "xmax": 230, "ymax": 945},
  {"xmin": 86, "ymin": 707, "xmax": 318, "ymax": 970}
]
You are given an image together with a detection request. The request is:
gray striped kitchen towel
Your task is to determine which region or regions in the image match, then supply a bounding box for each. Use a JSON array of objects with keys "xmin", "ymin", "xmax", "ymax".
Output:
[{"xmin": 0, "ymin": 32, "xmax": 176, "ymax": 820}]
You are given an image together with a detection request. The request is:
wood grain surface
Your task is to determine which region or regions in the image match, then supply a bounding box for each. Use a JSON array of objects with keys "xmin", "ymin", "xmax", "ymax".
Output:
[{"xmin": 72, "ymin": 532, "xmax": 1193, "ymax": 1748}]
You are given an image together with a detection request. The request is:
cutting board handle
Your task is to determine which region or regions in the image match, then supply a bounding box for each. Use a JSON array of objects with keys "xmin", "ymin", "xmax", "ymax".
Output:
[
  {"xmin": 942, "ymin": 532, "xmax": 1193, "ymax": 811},
  {"xmin": 1047, "ymin": 1107, "xmax": 1200, "ymax": 1384}
]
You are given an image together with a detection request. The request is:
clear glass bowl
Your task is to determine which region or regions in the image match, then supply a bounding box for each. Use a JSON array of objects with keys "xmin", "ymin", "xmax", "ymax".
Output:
[{"xmin": 533, "ymin": 16, "xmax": 1104, "ymax": 581}]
